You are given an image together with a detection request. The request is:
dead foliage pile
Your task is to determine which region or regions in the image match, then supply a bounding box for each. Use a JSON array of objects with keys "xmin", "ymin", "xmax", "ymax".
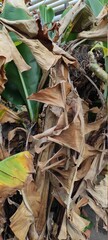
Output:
[{"xmin": 0, "ymin": 0, "xmax": 107, "ymax": 239}]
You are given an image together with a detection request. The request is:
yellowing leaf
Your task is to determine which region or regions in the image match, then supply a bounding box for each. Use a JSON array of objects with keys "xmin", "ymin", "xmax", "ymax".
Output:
[
  {"xmin": 91, "ymin": 43, "xmax": 108, "ymax": 57},
  {"xmin": 103, "ymin": 46, "xmax": 108, "ymax": 57},
  {"xmin": 0, "ymin": 151, "xmax": 34, "ymax": 200},
  {"xmin": 0, "ymin": 104, "xmax": 21, "ymax": 123}
]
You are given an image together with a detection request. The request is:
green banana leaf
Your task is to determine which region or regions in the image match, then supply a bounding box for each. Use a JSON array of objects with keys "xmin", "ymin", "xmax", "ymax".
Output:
[
  {"xmin": 1, "ymin": 0, "xmax": 42, "ymax": 121},
  {"xmin": 39, "ymin": 4, "xmax": 54, "ymax": 25},
  {"xmin": 99, "ymin": 0, "xmax": 108, "ymax": 3},
  {"xmin": 1, "ymin": 0, "xmax": 32, "ymax": 20},
  {"xmin": 86, "ymin": 0, "xmax": 103, "ymax": 16},
  {"xmin": 3, "ymin": 43, "xmax": 42, "ymax": 121},
  {"xmin": 2, "ymin": 82, "xmax": 24, "ymax": 106}
]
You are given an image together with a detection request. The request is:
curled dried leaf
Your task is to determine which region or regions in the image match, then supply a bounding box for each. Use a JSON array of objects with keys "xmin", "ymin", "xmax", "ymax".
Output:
[
  {"xmin": 0, "ymin": 104, "xmax": 21, "ymax": 123},
  {"xmin": 0, "ymin": 27, "xmax": 30, "ymax": 72}
]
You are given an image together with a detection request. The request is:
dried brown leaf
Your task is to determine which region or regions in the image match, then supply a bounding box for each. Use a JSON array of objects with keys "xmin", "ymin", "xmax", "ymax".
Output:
[
  {"xmin": 50, "ymin": 166, "xmax": 77, "ymax": 194},
  {"xmin": 34, "ymin": 126, "xmax": 56, "ymax": 140},
  {"xmin": 76, "ymin": 157, "xmax": 93, "ymax": 181},
  {"xmin": 58, "ymin": 211, "xmax": 67, "ymax": 240},
  {"xmin": 38, "ymin": 147, "xmax": 67, "ymax": 171},
  {"xmin": 8, "ymin": 127, "xmax": 27, "ymax": 142},
  {"xmin": 67, "ymin": 218, "xmax": 86, "ymax": 240},
  {"xmin": 34, "ymin": 109, "xmax": 57, "ymax": 235},
  {"xmin": 68, "ymin": 210, "xmax": 90, "ymax": 233},
  {"xmin": 50, "ymin": 58, "xmax": 69, "ymax": 84},
  {"xmin": 40, "ymin": 158, "xmax": 66, "ymax": 172},
  {"xmin": 48, "ymin": 118, "xmax": 83, "ymax": 152},
  {"xmin": 10, "ymin": 202, "xmax": 34, "ymax": 240},
  {"xmin": 29, "ymin": 82, "xmax": 71, "ymax": 109},
  {"xmin": 84, "ymin": 151, "xmax": 107, "ymax": 182},
  {"xmin": 86, "ymin": 174, "xmax": 108, "ymax": 208},
  {"xmin": 35, "ymin": 141, "xmax": 51, "ymax": 154},
  {"xmin": 52, "ymin": 187, "xmax": 67, "ymax": 207},
  {"xmin": 0, "ymin": 145, "xmax": 9, "ymax": 160},
  {"xmin": 0, "ymin": 18, "xmax": 39, "ymax": 38},
  {"xmin": 75, "ymin": 197, "xmax": 89, "ymax": 214},
  {"xmin": 83, "ymin": 144, "xmax": 99, "ymax": 160},
  {"xmin": 78, "ymin": 6, "xmax": 108, "ymax": 41},
  {"xmin": 82, "ymin": 194, "xmax": 108, "ymax": 227},
  {"xmin": 23, "ymin": 182, "xmax": 41, "ymax": 219},
  {"xmin": 73, "ymin": 150, "xmax": 107, "ymax": 202},
  {"xmin": 33, "ymin": 112, "xmax": 66, "ymax": 141},
  {"xmin": 0, "ymin": 104, "xmax": 21, "ymax": 123},
  {"xmin": 53, "ymin": 43, "xmax": 78, "ymax": 67},
  {"xmin": 59, "ymin": 0, "xmax": 94, "ymax": 36},
  {"xmin": 50, "ymin": 105, "xmax": 62, "ymax": 117},
  {"xmin": 36, "ymin": 19, "xmax": 53, "ymax": 51},
  {"xmin": 20, "ymin": 38, "xmax": 56, "ymax": 71},
  {"xmin": 35, "ymin": 173, "xmax": 49, "ymax": 235},
  {"xmin": 85, "ymin": 117, "xmax": 106, "ymax": 135},
  {"xmin": 16, "ymin": 35, "xmax": 78, "ymax": 73},
  {"xmin": 0, "ymin": 26, "xmax": 30, "ymax": 72},
  {"xmin": 10, "ymin": 181, "xmax": 41, "ymax": 239}
]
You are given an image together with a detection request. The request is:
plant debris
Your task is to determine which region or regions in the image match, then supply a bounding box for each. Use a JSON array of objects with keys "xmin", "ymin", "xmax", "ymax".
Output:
[{"xmin": 0, "ymin": 0, "xmax": 107, "ymax": 239}]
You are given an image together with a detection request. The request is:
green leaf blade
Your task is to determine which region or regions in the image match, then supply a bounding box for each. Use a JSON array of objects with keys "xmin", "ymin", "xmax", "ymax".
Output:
[
  {"xmin": 3, "ymin": 43, "xmax": 42, "ymax": 121},
  {"xmin": 39, "ymin": 4, "xmax": 54, "ymax": 24},
  {"xmin": 1, "ymin": 0, "xmax": 42, "ymax": 121},
  {"xmin": 1, "ymin": 2, "xmax": 31, "ymax": 20},
  {"xmin": 86, "ymin": 0, "xmax": 103, "ymax": 16}
]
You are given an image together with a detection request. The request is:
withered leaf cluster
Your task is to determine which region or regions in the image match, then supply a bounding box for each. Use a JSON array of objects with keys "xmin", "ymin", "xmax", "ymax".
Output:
[{"xmin": 0, "ymin": 0, "xmax": 107, "ymax": 240}]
